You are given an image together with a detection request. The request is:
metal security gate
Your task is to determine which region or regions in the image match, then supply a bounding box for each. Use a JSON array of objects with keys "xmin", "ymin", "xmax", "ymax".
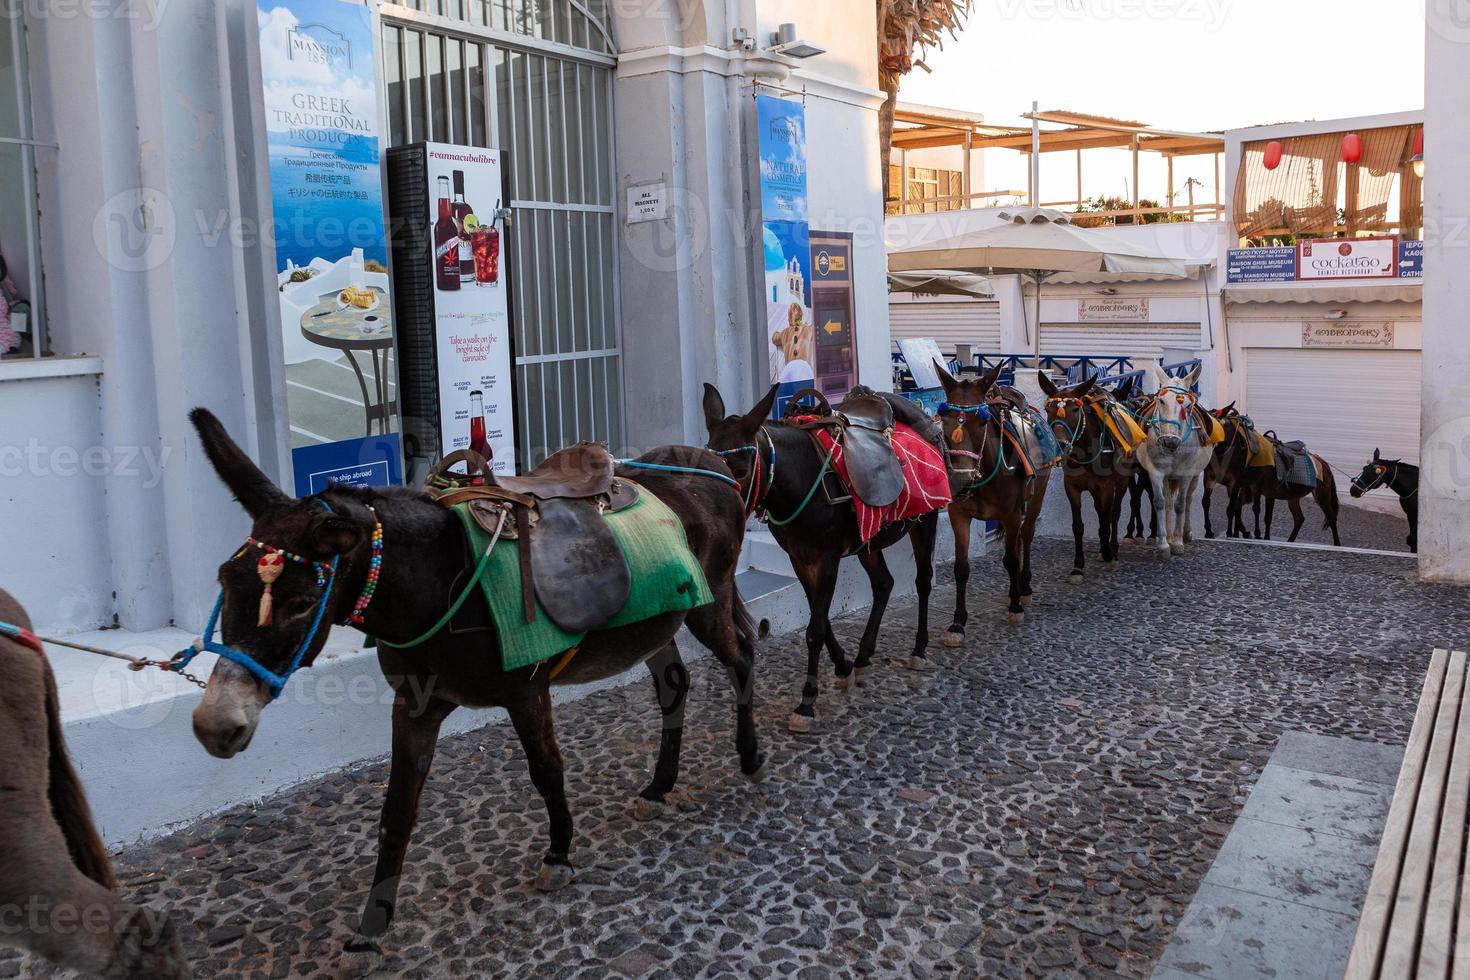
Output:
[
  {"xmin": 381, "ymin": 1, "xmax": 622, "ymax": 465},
  {"xmin": 888, "ymin": 300, "xmax": 1002, "ymax": 350},
  {"xmin": 1039, "ymin": 322, "xmax": 1203, "ymax": 359}
]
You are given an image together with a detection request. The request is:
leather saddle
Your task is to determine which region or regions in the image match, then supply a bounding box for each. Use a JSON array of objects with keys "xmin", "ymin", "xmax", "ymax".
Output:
[
  {"xmin": 1263, "ymin": 433, "xmax": 1314, "ymax": 487},
  {"xmin": 429, "ymin": 445, "xmax": 638, "ymax": 633},
  {"xmin": 783, "ymin": 387, "xmax": 907, "ymax": 508}
]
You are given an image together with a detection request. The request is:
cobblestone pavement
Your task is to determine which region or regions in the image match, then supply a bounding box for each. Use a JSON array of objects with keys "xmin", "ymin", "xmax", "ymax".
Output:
[{"xmin": 10, "ymin": 539, "xmax": 1456, "ymax": 979}]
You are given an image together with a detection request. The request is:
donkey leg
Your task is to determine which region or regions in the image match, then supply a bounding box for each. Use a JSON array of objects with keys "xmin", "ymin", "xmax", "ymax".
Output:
[
  {"xmin": 685, "ymin": 599, "xmax": 766, "ymax": 781},
  {"xmin": 345, "ymin": 694, "xmax": 456, "ymax": 963},
  {"xmin": 1183, "ymin": 475, "xmax": 1201, "ymax": 544},
  {"xmin": 507, "ymin": 686, "xmax": 576, "ymax": 892},
  {"xmin": 1002, "ymin": 514, "xmax": 1025, "ymax": 625},
  {"xmin": 853, "ymin": 548, "xmax": 897, "ymax": 678},
  {"xmin": 1203, "ymin": 480, "xmax": 1217, "ymax": 539},
  {"xmin": 633, "ymin": 642, "xmax": 689, "ymax": 819},
  {"xmin": 790, "ymin": 557, "xmax": 839, "ymax": 733},
  {"xmin": 1264, "ymin": 496, "xmax": 1277, "ymax": 541},
  {"xmin": 1066, "ymin": 481, "xmax": 1086, "ymax": 583},
  {"xmin": 1093, "ymin": 488, "xmax": 1115, "ymax": 565},
  {"xmin": 1150, "ymin": 472, "xmax": 1170, "ymax": 553},
  {"xmin": 908, "ymin": 512, "xmax": 938, "ymax": 665},
  {"xmin": 945, "ymin": 512, "xmax": 973, "ymax": 647},
  {"xmin": 1286, "ymin": 497, "xmax": 1306, "ymax": 542}
]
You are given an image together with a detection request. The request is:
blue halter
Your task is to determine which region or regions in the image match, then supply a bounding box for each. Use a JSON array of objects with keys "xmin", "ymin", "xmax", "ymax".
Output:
[
  {"xmin": 169, "ymin": 503, "xmax": 343, "ymax": 701},
  {"xmin": 1144, "ymin": 385, "xmax": 1197, "ymax": 443}
]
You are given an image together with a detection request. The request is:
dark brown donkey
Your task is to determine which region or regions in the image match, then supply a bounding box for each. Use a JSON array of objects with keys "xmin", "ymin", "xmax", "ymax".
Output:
[
  {"xmin": 0, "ymin": 589, "xmax": 188, "ymax": 979},
  {"xmin": 701, "ymin": 384, "xmax": 940, "ymax": 734},
  {"xmin": 935, "ymin": 363, "xmax": 1049, "ymax": 639},
  {"xmin": 1039, "ymin": 373, "xmax": 1135, "ymax": 582},
  {"xmin": 184, "ymin": 410, "xmax": 765, "ymax": 974},
  {"xmin": 1213, "ymin": 406, "xmax": 1342, "ymax": 544}
]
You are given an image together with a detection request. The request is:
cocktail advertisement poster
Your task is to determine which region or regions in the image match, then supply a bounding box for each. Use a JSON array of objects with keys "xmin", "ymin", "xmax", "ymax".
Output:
[
  {"xmin": 756, "ymin": 94, "xmax": 814, "ymax": 418},
  {"xmin": 256, "ymin": 0, "xmax": 403, "ymax": 495},
  {"xmin": 422, "ymin": 143, "xmax": 516, "ymax": 474}
]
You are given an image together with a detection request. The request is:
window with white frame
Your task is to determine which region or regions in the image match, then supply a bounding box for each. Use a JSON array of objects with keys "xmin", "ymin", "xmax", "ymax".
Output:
[{"xmin": 0, "ymin": 4, "xmax": 44, "ymax": 358}]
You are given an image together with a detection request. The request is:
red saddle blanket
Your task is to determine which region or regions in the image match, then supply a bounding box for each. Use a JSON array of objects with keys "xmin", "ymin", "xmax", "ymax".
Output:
[{"xmin": 811, "ymin": 422, "xmax": 952, "ymax": 543}]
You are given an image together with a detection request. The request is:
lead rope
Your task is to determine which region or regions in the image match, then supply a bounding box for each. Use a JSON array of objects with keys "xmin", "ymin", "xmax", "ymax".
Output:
[
  {"xmin": 0, "ymin": 622, "xmax": 209, "ymax": 689},
  {"xmin": 379, "ymin": 508, "xmax": 509, "ymax": 651}
]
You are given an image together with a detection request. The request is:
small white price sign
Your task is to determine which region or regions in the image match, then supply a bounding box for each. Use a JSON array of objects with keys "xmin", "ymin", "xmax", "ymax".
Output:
[{"xmin": 626, "ymin": 182, "xmax": 667, "ymax": 223}]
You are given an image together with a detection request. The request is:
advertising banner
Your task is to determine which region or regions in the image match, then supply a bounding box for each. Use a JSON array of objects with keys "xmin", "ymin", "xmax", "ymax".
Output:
[
  {"xmin": 257, "ymin": 0, "xmax": 402, "ymax": 495},
  {"xmin": 1297, "ymin": 237, "xmax": 1397, "ymax": 280},
  {"xmin": 421, "ymin": 144, "xmax": 516, "ymax": 473},
  {"xmin": 1398, "ymin": 239, "xmax": 1424, "ymax": 278},
  {"xmin": 757, "ymin": 94, "xmax": 813, "ymax": 418},
  {"xmin": 809, "ymin": 231, "xmax": 857, "ymax": 397}
]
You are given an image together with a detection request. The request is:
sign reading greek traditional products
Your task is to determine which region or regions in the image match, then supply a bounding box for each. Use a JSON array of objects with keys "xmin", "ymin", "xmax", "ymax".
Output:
[
  {"xmin": 421, "ymin": 144, "xmax": 516, "ymax": 473},
  {"xmin": 809, "ymin": 231, "xmax": 857, "ymax": 398},
  {"xmin": 757, "ymin": 94, "xmax": 814, "ymax": 418},
  {"xmin": 257, "ymin": 0, "xmax": 403, "ymax": 495},
  {"xmin": 1077, "ymin": 297, "xmax": 1150, "ymax": 322},
  {"xmin": 1301, "ymin": 321, "xmax": 1396, "ymax": 348},
  {"xmin": 1297, "ymin": 237, "xmax": 1397, "ymax": 281}
]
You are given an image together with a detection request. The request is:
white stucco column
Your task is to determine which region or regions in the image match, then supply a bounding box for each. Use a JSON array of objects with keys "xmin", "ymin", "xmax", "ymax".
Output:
[{"xmin": 1418, "ymin": 8, "xmax": 1470, "ymax": 580}]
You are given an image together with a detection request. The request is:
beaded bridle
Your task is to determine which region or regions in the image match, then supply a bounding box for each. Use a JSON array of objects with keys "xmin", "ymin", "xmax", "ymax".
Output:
[{"xmin": 168, "ymin": 501, "xmax": 384, "ymax": 700}]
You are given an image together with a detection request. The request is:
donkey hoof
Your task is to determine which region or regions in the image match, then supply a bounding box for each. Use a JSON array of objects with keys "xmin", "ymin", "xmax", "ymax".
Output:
[
  {"xmin": 337, "ymin": 938, "xmax": 383, "ymax": 979},
  {"xmin": 1068, "ymin": 572, "xmax": 1084, "ymax": 585},
  {"xmin": 853, "ymin": 667, "xmax": 868, "ymax": 686},
  {"xmin": 836, "ymin": 671, "xmax": 855, "ymax": 693},
  {"xmin": 744, "ymin": 756, "xmax": 770, "ymax": 783},
  {"xmin": 631, "ymin": 796, "xmax": 669, "ymax": 822},
  {"xmin": 1020, "ymin": 594, "xmax": 1032, "ymax": 608},
  {"xmin": 1170, "ymin": 543, "xmax": 1185, "ymax": 556},
  {"xmin": 788, "ymin": 712, "xmax": 816, "ymax": 734},
  {"xmin": 1006, "ymin": 611, "xmax": 1025, "ymax": 626},
  {"xmin": 1205, "ymin": 531, "xmax": 1216, "ymax": 540},
  {"xmin": 535, "ymin": 862, "xmax": 575, "ymax": 892},
  {"xmin": 904, "ymin": 655, "xmax": 932, "ymax": 671},
  {"xmin": 942, "ymin": 630, "xmax": 965, "ymax": 648},
  {"xmin": 1146, "ymin": 536, "xmax": 1158, "ymax": 546}
]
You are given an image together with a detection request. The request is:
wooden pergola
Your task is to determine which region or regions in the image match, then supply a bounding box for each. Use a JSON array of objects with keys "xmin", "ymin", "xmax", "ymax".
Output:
[{"xmin": 890, "ymin": 105, "xmax": 1226, "ymax": 222}]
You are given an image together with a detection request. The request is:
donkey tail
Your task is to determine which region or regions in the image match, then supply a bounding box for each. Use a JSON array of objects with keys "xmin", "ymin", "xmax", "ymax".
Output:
[
  {"xmin": 1315, "ymin": 457, "xmax": 1341, "ymax": 528},
  {"xmin": 732, "ymin": 588, "xmax": 765, "ymax": 656},
  {"xmin": 44, "ymin": 665, "xmax": 116, "ymax": 889}
]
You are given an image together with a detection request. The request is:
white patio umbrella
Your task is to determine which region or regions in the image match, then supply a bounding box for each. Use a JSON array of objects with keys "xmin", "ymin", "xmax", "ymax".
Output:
[
  {"xmin": 886, "ymin": 269, "xmax": 996, "ymax": 299},
  {"xmin": 887, "ymin": 207, "xmax": 1189, "ymax": 357}
]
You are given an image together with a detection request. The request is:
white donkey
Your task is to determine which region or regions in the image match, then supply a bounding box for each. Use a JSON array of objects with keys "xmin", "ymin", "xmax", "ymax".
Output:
[{"xmin": 1134, "ymin": 363, "xmax": 1217, "ymax": 555}]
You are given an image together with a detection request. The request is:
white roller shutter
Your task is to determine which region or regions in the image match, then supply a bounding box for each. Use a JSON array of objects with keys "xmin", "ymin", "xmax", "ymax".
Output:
[
  {"xmin": 889, "ymin": 301, "xmax": 1002, "ymax": 350},
  {"xmin": 1039, "ymin": 322, "xmax": 1203, "ymax": 358},
  {"xmin": 1244, "ymin": 347, "xmax": 1421, "ymax": 483}
]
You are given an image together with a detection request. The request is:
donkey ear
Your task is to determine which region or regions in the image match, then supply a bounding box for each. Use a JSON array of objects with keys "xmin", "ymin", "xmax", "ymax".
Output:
[
  {"xmin": 1183, "ymin": 364, "xmax": 1203, "ymax": 387},
  {"xmin": 1037, "ymin": 372, "xmax": 1059, "ymax": 398},
  {"xmin": 1152, "ymin": 363, "xmax": 1169, "ymax": 386},
  {"xmin": 702, "ymin": 383, "xmax": 727, "ymax": 432},
  {"xmin": 743, "ymin": 385, "xmax": 779, "ymax": 432},
  {"xmin": 1075, "ymin": 375, "xmax": 1098, "ymax": 398},
  {"xmin": 978, "ymin": 362, "xmax": 1004, "ymax": 394},
  {"xmin": 934, "ymin": 360, "xmax": 959, "ymax": 394},
  {"xmin": 190, "ymin": 408, "xmax": 290, "ymax": 519},
  {"xmin": 1115, "ymin": 377, "xmax": 1136, "ymax": 399},
  {"xmin": 1373, "ymin": 447, "xmax": 1381, "ymax": 462},
  {"xmin": 309, "ymin": 512, "xmax": 364, "ymax": 558}
]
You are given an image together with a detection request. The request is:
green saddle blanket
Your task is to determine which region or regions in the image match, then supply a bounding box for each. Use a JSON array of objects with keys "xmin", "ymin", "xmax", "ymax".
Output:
[{"xmin": 452, "ymin": 488, "xmax": 714, "ymax": 673}]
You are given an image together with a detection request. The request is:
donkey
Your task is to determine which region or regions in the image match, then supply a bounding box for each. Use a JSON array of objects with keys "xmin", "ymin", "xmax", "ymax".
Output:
[
  {"xmin": 1039, "ymin": 372, "xmax": 1138, "ymax": 582},
  {"xmin": 1134, "ymin": 363, "xmax": 1215, "ymax": 556},
  {"xmin": 184, "ymin": 409, "xmax": 765, "ymax": 974},
  {"xmin": 1211, "ymin": 406, "xmax": 1341, "ymax": 545},
  {"xmin": 0, "ymin": 589, "xmax": 189, "ymax": 980},
  {"xmin": 935, "ymin": 363, "xmax": 1050, "ymax": 636},
  {"xmin": 1351, "ymin": 449, "xmax": 1418, "ymax": 553},
  {"xmin": 1117, "ymin": 378, "xmax": 1159, "ymax": 544},
  {"xmin": 1201, "ymin": 402, "xmax": 1256, "ymax": 540},
  {"xmin": 702, "ymin": 384, "xmax": 940, "ymax": 733}
]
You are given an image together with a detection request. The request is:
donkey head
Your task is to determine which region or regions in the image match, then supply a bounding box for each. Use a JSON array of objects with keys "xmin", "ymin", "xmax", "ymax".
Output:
[
  {"xmin": 1147, "ymin": 364, "xmax": 1202, "ymax": 452},
  {"xmin": 1351, "ymin": 448, "xmax": 1392, "ymax": 498},
  {"xmin": 188, "ymin": 408, "xmax": 374, "ymax": 758},
  {"xmin": 702, "ymin": 383, "xmax": 777, "ymax": 488},
  {"xmin": 1037, "ymin": 372, "xmax": 1098, "ymax": 453},
  {"xmin": 935, "ymin": 362, "xmax": 1003, "ymax": 488}
]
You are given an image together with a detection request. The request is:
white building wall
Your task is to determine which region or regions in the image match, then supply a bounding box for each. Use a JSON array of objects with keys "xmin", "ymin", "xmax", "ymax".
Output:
[{"xmin": 1419, "ymin": 9, "xmax": 1470, "ymax": 580}]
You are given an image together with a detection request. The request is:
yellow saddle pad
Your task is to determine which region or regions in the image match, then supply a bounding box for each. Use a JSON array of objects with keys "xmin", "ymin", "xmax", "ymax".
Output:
[
  {"xmin": 1095, "ymin": 401, "xmax": 1147, "ymax": 451},
  {"xmin": 1198, "ymin": 410, "xmax": 1226, "ymax": 446},
  {"xmin": 1247, "ymin": 433, "xmax": 1276, "ymax": 468}
]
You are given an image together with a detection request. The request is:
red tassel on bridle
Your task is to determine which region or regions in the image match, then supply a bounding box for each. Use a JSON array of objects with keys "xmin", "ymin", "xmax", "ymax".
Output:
[{"xmin": 257, "ymin": 551, "xmax": 286, "ymax": 626}]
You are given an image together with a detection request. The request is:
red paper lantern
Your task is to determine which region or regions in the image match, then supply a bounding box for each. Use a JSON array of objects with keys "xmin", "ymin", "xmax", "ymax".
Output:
[
  {"xmin": 1263, "ymin": 141, "xmax": 1283, "ymax": 170},
  {"xmin": 1342, "ymin": 133, "xmax": 1362, "ymax": 163},
  {"xmin": 1415, "ymin": 127, "xmax": 1424, "ymax": 156}
]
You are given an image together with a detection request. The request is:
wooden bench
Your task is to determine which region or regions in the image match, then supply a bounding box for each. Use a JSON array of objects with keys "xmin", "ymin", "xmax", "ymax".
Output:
[{"xmin": 1347, "ymin": 649, "xmax": 1470, "ymax": 978}]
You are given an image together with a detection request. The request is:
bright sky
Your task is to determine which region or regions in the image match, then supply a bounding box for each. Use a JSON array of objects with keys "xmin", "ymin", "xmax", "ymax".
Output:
[{"xmin": 897, "ymin": 0, "xmax": 1425, "ymax": 208}]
